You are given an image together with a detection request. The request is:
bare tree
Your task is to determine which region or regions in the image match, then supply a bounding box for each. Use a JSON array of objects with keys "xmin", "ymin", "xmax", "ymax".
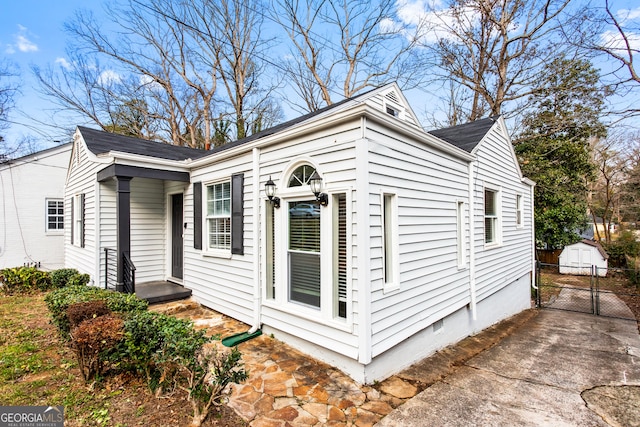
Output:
[
  {"xmin": 563, "ymin": 0, "xmax": 640, "ymax": 119},
  {"xmin": 589, "ymin": 134, "xmax": 629, "ymax": 242},
  {"xmin": 0, "ymin": 60, "xmax": 20, "ymax": 146},
  {"xmin": 421, "ymin": 0, "xmax": 572, "ymax": 126},
  {"xmin": 273, "ymin": 0, "xmax": 423, "ymax": 111}
]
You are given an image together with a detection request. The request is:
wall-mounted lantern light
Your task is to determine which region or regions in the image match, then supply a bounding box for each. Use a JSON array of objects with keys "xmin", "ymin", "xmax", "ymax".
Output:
[
  {"xmin": 265, "ymin": 177, "xmax": 280, "ymax": 208},
  {"xmin": 309, "ymin": 171, "xmax": 329, "ymax": 206}
]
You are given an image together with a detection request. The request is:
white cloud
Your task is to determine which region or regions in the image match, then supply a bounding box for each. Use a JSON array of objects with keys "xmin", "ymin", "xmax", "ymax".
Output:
[
  {"xmin": 8, "ymin": 25, "xmax": 38, "ymax": 53},
  {"xmin": 98, "ymin": 70, "xmax": 121, "ymax": 85},
  {"xmin": 600, "ymin": 29, "xmax": 640, "ymax": 52},
  {"xmin": 616, "ymin": 7, "xmax": 640, "ymax": 23},
  {"xmin": 55, "ymin": 57, "xmax": 72, "ymax": 70}
]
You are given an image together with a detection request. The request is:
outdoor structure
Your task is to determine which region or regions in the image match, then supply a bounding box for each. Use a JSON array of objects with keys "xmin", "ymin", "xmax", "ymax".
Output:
[
  {"xmin": 64, "ymin": 83, "xmax": 535, "ymax": 383},
  {"xmin": 0, "ymin": 143, "xmax": 72, "ymax": 270},
  {"xmin": 559, "ymin": 239, "xmax": 609, "ymax": 277}
]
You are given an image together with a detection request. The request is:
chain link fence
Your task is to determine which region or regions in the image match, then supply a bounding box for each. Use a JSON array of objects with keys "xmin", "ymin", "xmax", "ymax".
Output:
[{"xmin": 535, "ymin": 262, "xmax": 640, "ymax": 321}]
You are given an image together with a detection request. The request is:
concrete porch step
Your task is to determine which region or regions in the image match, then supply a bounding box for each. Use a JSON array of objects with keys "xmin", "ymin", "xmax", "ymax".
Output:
[{"xmin": 135, "ymin": 281, "xmax": 192, "ymax": 304}]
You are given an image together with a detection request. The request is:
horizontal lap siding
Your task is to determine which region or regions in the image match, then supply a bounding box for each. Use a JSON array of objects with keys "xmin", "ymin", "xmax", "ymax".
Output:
[
  {"xmin": 65, "ymin": 140, "xmax": 99, "ymax": 281},
  {"xmin": 98, "ymin": 180, "xmax": 116, "ymax": 286},
  {"xmin": 473, "ymin": 123, "xmax": 533, "ymax": 301},
  {"xmin": 130, "ymin": 178, "xmax": 166, "ymax": 282},
  {"xmin": 366, "ymin": 123, "xmax": 471, "ymax": 357},
  {"xmin": 259, "ymin": 124, "xmax": 360, "ymax": 357},
  {"xmin": 186, "ymin": 155, "xmax": 255, "ymax": 324}
]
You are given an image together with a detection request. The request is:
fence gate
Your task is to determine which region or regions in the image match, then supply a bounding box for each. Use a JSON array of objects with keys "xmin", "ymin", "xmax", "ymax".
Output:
[{"xmin": 535, "ymin": 262, "xmax": 639, "ymax": 321}]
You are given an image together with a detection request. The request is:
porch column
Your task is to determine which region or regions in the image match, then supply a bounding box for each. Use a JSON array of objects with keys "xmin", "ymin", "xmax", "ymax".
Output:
[{"xmin": 116, "ymin": 176, "xmax": 132, "ymax": 292}]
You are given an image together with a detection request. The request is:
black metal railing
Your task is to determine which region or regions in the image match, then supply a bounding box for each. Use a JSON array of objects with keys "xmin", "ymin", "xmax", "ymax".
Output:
[
  {"xmin": 122, "ymin": 252, "xmax": 136, "ymax": 294},
  {"xmin": 103, "ymin": 248, "xmax": 118, "ymax": 290},
  {"xmin": 103, "ymin": 247, "xmax": 136, "ymax": 294}
]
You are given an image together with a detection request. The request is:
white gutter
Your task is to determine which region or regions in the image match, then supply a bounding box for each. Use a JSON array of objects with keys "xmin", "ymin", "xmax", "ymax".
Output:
[
  {"xmin": 468, "ymin": 161, "xmax": 477, "ymax": 320},
  {"xmin": 249, "ymin": 147, "xmax": 262, "ymax": 334}
]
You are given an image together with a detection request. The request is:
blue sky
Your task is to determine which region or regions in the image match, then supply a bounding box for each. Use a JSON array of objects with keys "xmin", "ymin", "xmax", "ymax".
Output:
[
  {"xmin": 1, "ymin": 0, "xmax": 104, "ymax": 148},
  {"xmin": 1, "ymin": 1, "xmax": 639, "ymax": 152}
]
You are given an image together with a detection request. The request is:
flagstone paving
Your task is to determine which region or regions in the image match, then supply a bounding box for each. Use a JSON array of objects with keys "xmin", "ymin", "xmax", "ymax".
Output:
[
  {"xmin": 151, "ymin": 299, "xmax": 417, "ymax": 426},
  {"xmin": 151, "ymin": 298, "xmax": 536, "ymax": 426}
]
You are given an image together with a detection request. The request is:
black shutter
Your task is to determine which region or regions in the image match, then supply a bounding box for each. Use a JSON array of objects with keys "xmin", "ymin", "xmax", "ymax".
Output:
[
  {"xmin": 193, "ymin": 182, "xmax": 202, "ymax": 249},
  {"xmin": 70, "ymin": 196, "xmax": 74, "ymax": 245},
  {"xmin": 231, "ymin": 173, "xmax": 244, "ymax": 255},
  {"xmin": 80, "ymin": 193, "xmax": 85, "ymax": 248}
]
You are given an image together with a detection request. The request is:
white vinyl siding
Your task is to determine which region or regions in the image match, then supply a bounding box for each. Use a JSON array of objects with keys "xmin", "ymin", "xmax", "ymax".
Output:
[
  {"xmin": 130, "ymin": 178, "xmax": 166, "ymax": 283},
  {"xmin": 64, "ymin": 139, "xmax": 97, "ymax": 280},
  {"xmin": 366, "ymin": 120, "xmax": 471, "ymax": 358},
  {"xmin": 472, "ymin": 121, "xmax": 533, "ymax": 303},
  {"xmin": 185, "ymin": 157, "xmax": 255, "ymax": 325}
]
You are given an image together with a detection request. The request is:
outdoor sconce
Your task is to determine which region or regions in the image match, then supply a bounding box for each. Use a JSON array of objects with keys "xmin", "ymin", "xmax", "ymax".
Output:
[
  {"xmin": 265, "ymin": 177, "xmax": 280, "ymax": 208},
  {"xmin": 309, "ymin": 171, "xmax": 329, "ymax": 206}
]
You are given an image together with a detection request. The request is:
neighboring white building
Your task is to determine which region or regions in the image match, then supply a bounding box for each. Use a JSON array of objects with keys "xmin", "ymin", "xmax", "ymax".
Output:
[
  {"xmin": 0, "ymin": 143, "xmax": 72, "ymax": 270},
  {"xmin": 559, "ymin": 239, "xmax": 609, "ymax": 276},
  {"xmin": 64, "ymin": 83, "xmax": 535, "ymax": 383}
]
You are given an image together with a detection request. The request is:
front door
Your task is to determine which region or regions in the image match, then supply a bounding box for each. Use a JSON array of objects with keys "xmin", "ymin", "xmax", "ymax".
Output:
[{"xmin": 171, "ymin": 194, "xmax": 183, "ymax": 279}]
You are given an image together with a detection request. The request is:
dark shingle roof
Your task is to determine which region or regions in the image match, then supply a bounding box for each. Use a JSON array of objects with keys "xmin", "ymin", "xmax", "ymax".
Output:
[
  {"xmin": 428, "ymin": 116, "xmax": 499, "ymax": 153},
  {"xmin": 78, "ymin": 126, "xmax": 209, "ymax": 161}
]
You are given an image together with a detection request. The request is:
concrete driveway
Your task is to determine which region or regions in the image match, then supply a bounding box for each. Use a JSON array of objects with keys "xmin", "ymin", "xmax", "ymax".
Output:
[{"xmin": 377, "ymin": 308, "xmax": 640, "ymax": 426}]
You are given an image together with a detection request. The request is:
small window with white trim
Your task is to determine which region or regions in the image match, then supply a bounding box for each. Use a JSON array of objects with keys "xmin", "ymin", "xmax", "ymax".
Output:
[
  {"xmin": 484, "ymin": 187, "xmax": 500, "ymax": 246},
  {"xmin": 456, "ymin": 201, "xmax": 465, "ymax": 267},
  {"xmin": 382, "ymin": 193, "xmax": 398, "ymax": 290},
  {"xmin": 206, "ymin": 181, "xmax": 231, "ymax": 251},
  {"xmin": 516, "ymin": 194, "xmax": 523, "ymax": 228},
  {"xmin": 46, "ymin": 199, "xmax": 64, "ymax": 232}
]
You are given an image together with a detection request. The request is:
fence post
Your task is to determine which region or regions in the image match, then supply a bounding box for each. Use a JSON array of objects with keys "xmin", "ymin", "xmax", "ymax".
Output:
[
  {"xmin": 536, "ymin": 261, "xmax": 541, "ymax": 308},
  {"xmin": 595, "ymin": 265, "xmax": 600, "ymax": 316}
]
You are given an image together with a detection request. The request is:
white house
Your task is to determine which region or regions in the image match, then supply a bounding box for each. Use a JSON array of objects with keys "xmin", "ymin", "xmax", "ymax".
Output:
[
  {"xmin": 64, "ymin": 83, "xmax": 535, "ymax": 383},
  {"xmin": 559, "ymin": 239, "xmax": 609, "ymax": 276},
  {"xmin": 0, "ymin": 143, "xmax": 72, "ymax": 270}
]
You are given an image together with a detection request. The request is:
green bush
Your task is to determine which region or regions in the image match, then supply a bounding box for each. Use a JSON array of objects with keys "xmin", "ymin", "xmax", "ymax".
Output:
[
  {"xmin": 117, "ymin": 311, "xmax": 246, "ymax": 426},
  {"xmin": 50, "ymin": 269, "xmax": 80, "ymax": 288},
  {"xmin": 0, "ymin": 266, "xmax": 51, "ymax": 294},
  {"xmin": 118, "ymin": 311, "xmax": 212, "ymax": 392},
  {"xmin": 603, "ymin": 231, "xmax": 640, "ymax": 267},
  {"xmin": 45, "ymin": 286, "xmax": 148, "ymax": 339}
]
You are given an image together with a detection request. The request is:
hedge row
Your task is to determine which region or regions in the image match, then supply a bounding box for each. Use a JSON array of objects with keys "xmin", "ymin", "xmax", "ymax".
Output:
[
  {"xmin": 44, "ymin": 284, "xmax": 247, "ymax": 426},
  {"xmin": 0, "ymin": 266, "xmax": 89, "ymax": 295}
]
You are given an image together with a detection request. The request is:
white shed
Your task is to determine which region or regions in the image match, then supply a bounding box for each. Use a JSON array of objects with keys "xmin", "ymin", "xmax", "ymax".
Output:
[{"xmin": 559, "ymin": 239, "xmax": 608, "ymax": 276}]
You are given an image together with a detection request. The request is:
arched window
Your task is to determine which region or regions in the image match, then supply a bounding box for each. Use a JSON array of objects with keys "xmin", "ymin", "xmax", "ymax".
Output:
[{"xmin": 288, "ymin": 164, "xmax": 317, "ymax": 188}]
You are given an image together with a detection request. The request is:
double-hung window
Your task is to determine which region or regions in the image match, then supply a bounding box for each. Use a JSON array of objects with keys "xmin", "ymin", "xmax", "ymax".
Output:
[
  {"xmin": 46, "ymin": 199, "xmax": 64, "ymax": 232},
  {"xmin": 484, "ymin": 188, "xmax": 500, "ymax": 245},
  {"xmin": 516, "ymin": 194, "xmax": 523, "ymax": 228},
  {"xmin": 206, "ymin": 181, "xmax": 231, "ymax": 251}
]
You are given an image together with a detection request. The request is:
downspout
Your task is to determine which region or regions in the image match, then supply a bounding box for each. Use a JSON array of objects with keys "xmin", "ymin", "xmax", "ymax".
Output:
[
  {"xmin": 249, "ymin": 147, "xmax": 261, "ymax": 334},
  {"xmin": 468, "ymin": 161, "xmax": 477, "ymax": 321},
  {"xmin": 357, "ymin": 116, "xmax": 373, "ymax": 367}
]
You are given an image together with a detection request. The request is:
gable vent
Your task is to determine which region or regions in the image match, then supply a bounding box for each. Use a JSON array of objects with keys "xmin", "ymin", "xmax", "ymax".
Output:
[{"xmin": 385, "ymin": 91, "xmax": 400, "ymax": 104}]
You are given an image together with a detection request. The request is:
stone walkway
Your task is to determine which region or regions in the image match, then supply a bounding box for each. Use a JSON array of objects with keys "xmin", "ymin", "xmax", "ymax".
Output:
[{"xmin": 151, "ymin": 299, "xmax": 536, "ymax": 427}]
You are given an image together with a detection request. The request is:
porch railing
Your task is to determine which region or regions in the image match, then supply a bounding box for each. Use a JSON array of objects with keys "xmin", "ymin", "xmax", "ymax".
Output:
[
  {"xmin": 103, "ymin": 247, "xmax": 136, "ymax": 294},
  {"xmin": 122, "ymin": 252, "xmax": 136, "ymax": 294},
  {"xmin": 103, "ymin": 248, "xmax": 117, "ymax": 290}
]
